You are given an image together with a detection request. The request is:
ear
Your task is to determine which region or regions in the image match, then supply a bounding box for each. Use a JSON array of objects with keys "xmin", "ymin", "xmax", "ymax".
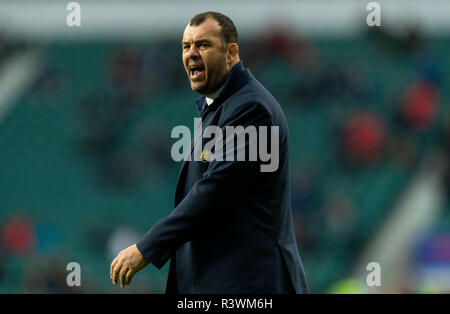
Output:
[{"xmin": 227, "ymin": 43, "xmax": 239, "ymax": 63}]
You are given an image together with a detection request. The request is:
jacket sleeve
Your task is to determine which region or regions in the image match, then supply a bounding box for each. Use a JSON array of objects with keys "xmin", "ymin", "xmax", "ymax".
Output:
[{"xmin": 136, "ymin": 102, "xmax": 273, "ymax": 269}]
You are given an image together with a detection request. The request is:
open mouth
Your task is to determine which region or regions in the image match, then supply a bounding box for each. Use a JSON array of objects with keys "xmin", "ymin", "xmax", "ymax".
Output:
[{"xmin": 189, "ymin": 64, "xmax": 205, "ymax": 80}]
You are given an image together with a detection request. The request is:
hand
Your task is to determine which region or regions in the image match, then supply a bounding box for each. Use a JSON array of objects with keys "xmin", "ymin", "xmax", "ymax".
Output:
[{"xmin": 110, "ymin": 244, "xmax": 149, "ymax": 288}]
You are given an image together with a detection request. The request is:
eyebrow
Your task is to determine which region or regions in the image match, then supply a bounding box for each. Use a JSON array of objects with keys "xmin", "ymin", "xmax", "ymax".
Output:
[{"xmin": 182, "ymin": 39, "xmax": 212, "ymax": 46}]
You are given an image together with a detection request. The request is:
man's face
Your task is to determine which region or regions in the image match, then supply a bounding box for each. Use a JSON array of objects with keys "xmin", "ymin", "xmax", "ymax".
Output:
[{"xmin": 182, "ymin": 18, "xmax": 229, "ymax": 96}]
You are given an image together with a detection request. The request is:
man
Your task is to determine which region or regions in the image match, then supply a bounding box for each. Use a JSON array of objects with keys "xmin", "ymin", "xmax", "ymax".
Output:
[{"xmin": 110, "ymin": 11, "xmax": 309, "ymax": 294}]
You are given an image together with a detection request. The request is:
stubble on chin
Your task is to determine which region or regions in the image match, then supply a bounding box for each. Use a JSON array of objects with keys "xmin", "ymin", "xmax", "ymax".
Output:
[{"xmin": 191, "ymin": 81, "xmax": 208, "ymax": 94}]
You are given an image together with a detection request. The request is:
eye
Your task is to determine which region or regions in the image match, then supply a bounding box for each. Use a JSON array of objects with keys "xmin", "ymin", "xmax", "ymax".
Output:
[{"xmin": 183, "ymin": 45, "xmax": 190, "ymax": 50}]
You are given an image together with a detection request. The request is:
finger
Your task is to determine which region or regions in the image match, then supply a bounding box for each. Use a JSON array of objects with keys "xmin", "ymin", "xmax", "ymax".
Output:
[
  {"xmin": 112, "ymin": 262, "xmax": 123, "ymax": 285},
  {"xmin": 125, "ymin": 268, "xmax": 134, "ymax": 286},
  {"xmin": 119, "ymin": 266, "xmax": 129, "ymax": 288},
  {"xmin": 110, "ymin": 258, "xmax": 118, "ymax": 279}
]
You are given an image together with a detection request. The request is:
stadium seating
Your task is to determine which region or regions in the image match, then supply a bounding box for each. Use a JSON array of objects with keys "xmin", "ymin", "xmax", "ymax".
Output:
[{"xmin": 0, "ymin": 36, "xmax": 448, "ymax": 293}]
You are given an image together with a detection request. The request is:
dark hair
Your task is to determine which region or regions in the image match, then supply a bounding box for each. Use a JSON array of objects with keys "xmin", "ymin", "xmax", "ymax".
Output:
[{"xmin": 189, "ymin": 11, "xmax": 238, "ymax": 45}]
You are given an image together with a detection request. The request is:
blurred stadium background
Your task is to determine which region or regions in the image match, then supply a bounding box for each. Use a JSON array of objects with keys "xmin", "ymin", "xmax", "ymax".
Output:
[{"xmin": 0, "ymin": 0, "xmax": 449, "ymax": 293}]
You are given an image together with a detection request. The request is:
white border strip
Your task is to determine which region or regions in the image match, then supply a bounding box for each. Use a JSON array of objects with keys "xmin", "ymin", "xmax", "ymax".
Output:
[{"xmin": 0, "ymin": 0, "xmax": 449, "ymax": 40}]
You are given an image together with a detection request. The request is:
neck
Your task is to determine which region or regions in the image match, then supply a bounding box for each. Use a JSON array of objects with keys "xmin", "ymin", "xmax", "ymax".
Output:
[
  {"xmin": 229, "ymin": 58, "xmax": 239, "ymax": 71},
  {"xmin": 205, "ymin": 85, "xmax": 223, "ymax": 99}
]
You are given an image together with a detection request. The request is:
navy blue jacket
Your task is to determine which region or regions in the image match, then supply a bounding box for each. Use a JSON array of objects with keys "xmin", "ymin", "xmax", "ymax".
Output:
[{"xmin": 137, "ymin": 61, "xmax": 310, "ymax": 293}]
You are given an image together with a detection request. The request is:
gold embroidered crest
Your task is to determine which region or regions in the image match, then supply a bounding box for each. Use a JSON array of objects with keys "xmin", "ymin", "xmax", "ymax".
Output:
[{"xmin": 200, "ymin": 150, "xmax": 211, "ymax": 162}]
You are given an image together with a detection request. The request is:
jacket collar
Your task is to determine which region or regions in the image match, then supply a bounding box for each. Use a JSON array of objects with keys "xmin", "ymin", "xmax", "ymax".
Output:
[{"xmin": 195, "ymin": 61, "xmax": 254, "ymax": 116}]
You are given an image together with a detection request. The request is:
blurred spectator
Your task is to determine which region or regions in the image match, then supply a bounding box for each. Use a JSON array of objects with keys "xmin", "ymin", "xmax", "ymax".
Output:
[
  {"xmin": 414, "ymin": 46, "xmax": 442, "ymax": 87},
  {"xmin": 1, "ymin": 214, "xmax": 36, "ymax": 256},
  {"xmin": 340, "ymin": 111, "xmax": 386, "ymax": 166},
  {"xmin": 261, "ymin": 26, "xmax": 318, "ymax": 70},
  {"xmin": 399, "ymin": 82, "xmax": 440, "ymax": 131},
  {"xmin": 242, "ymin": 26, "xmax": 318, "ymax": 73}
]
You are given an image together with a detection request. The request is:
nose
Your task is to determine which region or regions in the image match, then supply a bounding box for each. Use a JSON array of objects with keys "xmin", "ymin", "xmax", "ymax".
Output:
[{"xmin": 185, "ymin": 45, "xmax": 200, "ymax": 61}]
